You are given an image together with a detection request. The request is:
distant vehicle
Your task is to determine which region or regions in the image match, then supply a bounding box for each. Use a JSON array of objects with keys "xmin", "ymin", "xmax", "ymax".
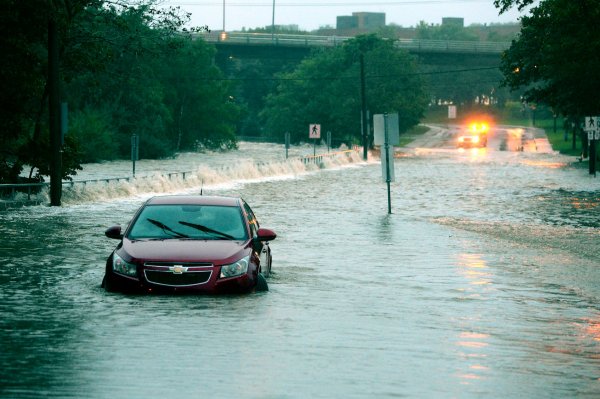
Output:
[
  {"xmin": 102, "ymin": 195, "xmax": 276, "ymax": 294},
  {"xmin": 457, "ymin": 122, "xmax": 489, "ymax": 148}
]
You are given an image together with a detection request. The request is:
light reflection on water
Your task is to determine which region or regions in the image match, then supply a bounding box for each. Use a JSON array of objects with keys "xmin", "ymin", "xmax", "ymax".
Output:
[{"xmin": 1, "ymin": 139, "xmax": 599, "ymax": 398}]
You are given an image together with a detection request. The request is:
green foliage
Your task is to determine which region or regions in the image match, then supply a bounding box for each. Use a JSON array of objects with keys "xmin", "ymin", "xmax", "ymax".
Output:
[
  {"xmin": 69, "ymin": 107, "xmax": 119, "ymax": 162},
  {"xmin": 0, "ymin": 0, "xmax": 240, "ymax": 183},
  {"xmin": 499, "ymin": 0, "xmax": 600, "ymax": 116},
  {"xmin": 260, "ymin": 35, "xmax": 428, "ymax": 145},
  {"xmin": 494, "ymin": 0, "xmax": 537, "ymax": 14},
  {"xmin": 18, "ymin": 133, "xmax": 83, "ymax": 181},
  {"xmin": 415, "ymin": 21, "xmax": 479, "ymax": 41}
]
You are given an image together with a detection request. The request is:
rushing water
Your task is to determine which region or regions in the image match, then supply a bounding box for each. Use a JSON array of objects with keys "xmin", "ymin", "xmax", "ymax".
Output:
[{"xmin": 1, "ymin": 127, "xmax": 599, "ymax": 398}]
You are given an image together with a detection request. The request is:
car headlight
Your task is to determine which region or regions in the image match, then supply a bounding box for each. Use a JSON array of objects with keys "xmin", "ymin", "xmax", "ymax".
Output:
[
  {"xmin": 112, "ymin": 252, "xmax": 137, "ymax": 277},
  {"xmin": 220, "ymin": 255, "xmax": 249, "ymax": 278}
]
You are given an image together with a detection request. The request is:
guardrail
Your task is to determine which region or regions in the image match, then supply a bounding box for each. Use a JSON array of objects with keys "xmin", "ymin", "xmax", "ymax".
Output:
[
  {"xmin": 298, "ymin": 149, "xmax": 355, "ymax": 165},
  {"xmin": 195, "ymin": 32, "xmax": 510, "ymax": 54},
  {"xmin": 0, "ymin": 149, "xmax": 358, "ymax": 207}
]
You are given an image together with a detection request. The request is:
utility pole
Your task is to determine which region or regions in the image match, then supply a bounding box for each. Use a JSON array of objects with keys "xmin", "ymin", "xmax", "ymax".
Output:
[
  {"xmin": 271, "ymin": 0, "xmax": 275, "ymax": 41},
  {"xmin": 48, "ymin": 18, "xmax": 62, "ymax": 206},
  {"xmin": 360, "ymin": 54, "xmax": 368, "ymax": 161}
]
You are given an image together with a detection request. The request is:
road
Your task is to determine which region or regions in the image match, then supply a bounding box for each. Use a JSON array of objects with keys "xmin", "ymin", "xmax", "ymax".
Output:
[{"xmin": 0, "ymin": 126, "xmax": 598, "ymax": 398}]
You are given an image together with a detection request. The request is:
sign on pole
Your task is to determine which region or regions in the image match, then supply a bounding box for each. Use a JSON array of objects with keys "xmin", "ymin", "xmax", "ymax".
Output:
[
  {"xmin": 309, "ymin": 124, "xmax": 321, "ymax": 139},
  {"xmin": 585, "ymin": 116, "xmax": 600, "ymax": 141},
  {"xmin": 373, "ymin": 113, "xmax": 400, "ymax": 146},
  {"xmin": 448, "ymin": 105, "xmax": 457, "ymax": 119},
  {"xmin": 585, "ymin": 116, "xmax": 599, "ymax": 177},
  {"xmin": 373, "ymin": 113, "xmax": 399, "ymax": 214},
  {"xmin": 131, "ymin": 134, "xmax": 139, "ymax": 176},
  {"xmin": 585, "ymin": 116, "xmax": 598, "ymax": 132}
]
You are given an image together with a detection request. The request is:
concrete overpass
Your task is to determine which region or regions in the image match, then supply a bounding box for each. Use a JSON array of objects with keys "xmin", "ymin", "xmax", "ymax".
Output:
[{"xmin": 195, "ymin": 31, "xmax": 510, "ymax": 58}]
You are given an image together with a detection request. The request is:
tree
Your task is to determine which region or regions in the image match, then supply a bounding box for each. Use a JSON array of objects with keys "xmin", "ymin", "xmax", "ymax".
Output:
[
  {"xmin": 160, "ymin": 39, "xmax": 239, "ymax": 152},
  {"xmin": 415, "ymin": 21, "xmax": 479, "ymax": 41},
  {"xmin": 494, "ymin": 0, "xmax": 537, "ymax": 14},
  {"xmin": 0, "ymin": 0, "xmax": 239, "ymax": 182},
  {"xmin": 497, "ymin": 0, "xmax": 600, "ymax": 116},
  {"xmin": 260, "ymin": 35, "xmax": 428, "ymax": 145}
]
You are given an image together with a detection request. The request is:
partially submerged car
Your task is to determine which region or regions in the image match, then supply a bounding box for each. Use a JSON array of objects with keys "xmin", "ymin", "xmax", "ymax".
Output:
[
  {"xmin": 102, "ymin": 195, "xmax": 276, "ymax": 294},
  {"xmin": 457, "ymin": 122, "xmax": 489, "ymax": 148}
]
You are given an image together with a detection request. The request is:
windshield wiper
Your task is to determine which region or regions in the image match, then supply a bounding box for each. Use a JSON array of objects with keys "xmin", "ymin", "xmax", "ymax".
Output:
[
  {"xmin": 147, "ymin": 218, "xmax": 189, "ymax": 238},
  {"xmin": 178, "ymin": 220, "xmax": 236, "ymax": 240}
]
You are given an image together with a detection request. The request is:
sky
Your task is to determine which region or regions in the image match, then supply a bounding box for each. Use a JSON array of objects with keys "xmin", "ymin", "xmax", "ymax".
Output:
[{"xmin": 161, "ymin": 0, "xmax": 536, "ymax": 32}]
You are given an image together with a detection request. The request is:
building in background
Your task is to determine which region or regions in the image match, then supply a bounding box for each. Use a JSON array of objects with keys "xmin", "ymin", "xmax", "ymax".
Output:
[
  {"xmin": 336, "ymin": 12, "xmax": 386, "ymax": 31},
  {"xmin": 441, "ymin": 17, "xmax": 464, "ymax": 27}
]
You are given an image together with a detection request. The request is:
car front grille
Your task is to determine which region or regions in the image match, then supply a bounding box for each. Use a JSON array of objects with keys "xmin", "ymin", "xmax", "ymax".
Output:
[{"xmin": 143, "ymin": 263, "xmax": 213, "ymax": 287}]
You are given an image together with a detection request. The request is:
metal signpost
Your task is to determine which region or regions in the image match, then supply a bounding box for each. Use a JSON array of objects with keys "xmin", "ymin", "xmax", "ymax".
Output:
[
  {"xmin": 326, "ymin": 131, "xmax": 331, "ymax": 153},
  {"xmin": 374, "ymin": 113, "xmax": 400, "ymax": 214},
  {"xmin": 309, "ymin": 123, "xmax": 321, "ymax": 156},
  {"xmin": 584, "ymin": 116, "xmax": 598, "ymax": 176},
  {"xmin": 131, "ymin": 134, "xmax": 139, "ymax": 177}
]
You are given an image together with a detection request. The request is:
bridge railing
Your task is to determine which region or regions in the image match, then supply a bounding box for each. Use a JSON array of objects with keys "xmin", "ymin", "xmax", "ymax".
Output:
[
  {"xmin": 195, "ymin": 32, "xmax": 510, "ymax": 54},
  {"xmin": 198, "ymin": 32, "xmax": 348, "ymax": 47},
  {"xmin": 395, "ymin": 38, "xmax": 510, "ymax": 54}
]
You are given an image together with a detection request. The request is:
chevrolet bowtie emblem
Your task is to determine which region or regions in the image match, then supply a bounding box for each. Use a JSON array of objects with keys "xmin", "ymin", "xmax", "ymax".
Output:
[{"xmin": 170, "ymin": 265, "xmax": 188, "ymax": 274}]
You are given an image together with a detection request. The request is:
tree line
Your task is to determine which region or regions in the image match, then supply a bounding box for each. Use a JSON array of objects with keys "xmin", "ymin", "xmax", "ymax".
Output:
[
  {"xmin": 1, "ymin": 0, "xmax": 238, "ymax": 184},
  {"xmin": 2, "ymin": 0, "xmax": 595, "ymax": 185}
]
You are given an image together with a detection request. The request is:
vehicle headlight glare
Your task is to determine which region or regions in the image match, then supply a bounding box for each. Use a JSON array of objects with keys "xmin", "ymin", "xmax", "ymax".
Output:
[
  {"xmin": 220, "ymin": 256, "xmax": 249, "ymax": 278},
  {"xmin": 113, "ymin": 253, "xmax": 137, "ymax": 277}
]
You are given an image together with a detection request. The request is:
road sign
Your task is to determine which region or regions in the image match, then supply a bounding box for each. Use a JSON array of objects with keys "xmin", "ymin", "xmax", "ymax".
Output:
[
  {"xmin": 309, "ymin": 124, "xmax": 321, "ymax": 139},
  {"xmin": 585, "ymin": 116, "xmax": 599, "ymax": 132},
  {"xmin": 448, "ymin": 105, "xmax": 457, "ymax": 119},
  {"xmin": 373, "ymin": 113, "xmax": 400, "ymax": 146}
]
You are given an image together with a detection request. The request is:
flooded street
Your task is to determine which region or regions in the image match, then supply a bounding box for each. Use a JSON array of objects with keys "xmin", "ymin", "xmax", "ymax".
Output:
[{"xmin": 1, "ymin": 126, "xmax": 599, "ymax": 398}]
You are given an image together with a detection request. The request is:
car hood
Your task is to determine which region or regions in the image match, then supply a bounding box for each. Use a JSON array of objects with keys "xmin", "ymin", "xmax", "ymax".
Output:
[{"xmin": 120, "ymin": 238, "xmax": 250, "ymax": 265}]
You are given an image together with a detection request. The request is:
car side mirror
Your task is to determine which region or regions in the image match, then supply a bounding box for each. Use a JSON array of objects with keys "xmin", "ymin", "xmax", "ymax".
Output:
[
  {"xmin": 252, "ymin": 228, "xmax": 276, "ymax": 251},
  {"xmin": 256, "ymin": 228, "xmax": 276, "ymax": 242},
  {"xmin": 105, "ymin": 225, "xmax": 123, "ymax": 240}
]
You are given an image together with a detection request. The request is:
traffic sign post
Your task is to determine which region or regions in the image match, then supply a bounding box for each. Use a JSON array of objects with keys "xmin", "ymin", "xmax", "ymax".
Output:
[
  {"xmin": 448, "ymin": 105, "xmax": 457, "ymax": 119},
  {"xmin": 131, "ymin": 134, "xmax": 139, "ymax": 177},
  {"xmin": 584, "ymin": 116, "xmax": 599, "ymax": 176},
  {"xmin": 374, "ymin": 113, "xmax": 399, "ymax": 214},
  {"xmin": 309, "ymin": 124, "xmax": 321, "ymax": 156}
]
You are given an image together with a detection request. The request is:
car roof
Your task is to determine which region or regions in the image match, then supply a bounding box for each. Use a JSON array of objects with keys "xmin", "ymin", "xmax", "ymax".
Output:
[{"xmin": 144, "ymin": 195, "xmax": 241, "ymax": 207}]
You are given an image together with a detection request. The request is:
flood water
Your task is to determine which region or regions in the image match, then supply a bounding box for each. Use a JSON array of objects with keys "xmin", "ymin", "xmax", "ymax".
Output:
[{"xmin": 1, "ymin": 126, "xmax": 599, "ymax": 398}]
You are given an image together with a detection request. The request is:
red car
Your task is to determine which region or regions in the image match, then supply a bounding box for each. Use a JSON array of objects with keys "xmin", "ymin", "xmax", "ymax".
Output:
[{"xmin": 102, "ymin": 195, "xmax": 276, "ymax": 294}]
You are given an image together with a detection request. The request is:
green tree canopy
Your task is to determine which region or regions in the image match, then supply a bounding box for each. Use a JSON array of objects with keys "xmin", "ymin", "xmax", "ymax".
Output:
[
  {"xmin": 498, "ymin": 0, "xmax": 600, "ymax": 116},
  {"xmin": 260, "ymin": 35, "xmax": 428, "ymax": 145},
  {"xmin": 0, "ymin": 0, "xmax": 239, "ymax": 183},
  {"xmin": 415, "ymin": 21, "xmax": 479, "ymax": 41}
]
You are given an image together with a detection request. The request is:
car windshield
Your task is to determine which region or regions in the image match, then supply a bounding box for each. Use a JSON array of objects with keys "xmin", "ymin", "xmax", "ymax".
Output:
[{"xmin": 127, "ymin": 204, "xmax": 248, "ymax": 241}]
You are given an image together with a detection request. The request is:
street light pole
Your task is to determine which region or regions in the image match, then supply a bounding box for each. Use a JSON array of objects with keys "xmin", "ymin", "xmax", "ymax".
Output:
[
  {"xmin": 222, "ymin": 0, "xmax": 225, "ymax": 32},
  {"xmin": 271, "ymin": 0, "xmax": 275, "ymax": 40}
]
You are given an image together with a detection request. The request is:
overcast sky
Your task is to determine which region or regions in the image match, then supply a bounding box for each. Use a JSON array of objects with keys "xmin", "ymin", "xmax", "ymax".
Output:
[{"xmin": 162, "ymin": 0, "xmax": 535, "ymax": 32}]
